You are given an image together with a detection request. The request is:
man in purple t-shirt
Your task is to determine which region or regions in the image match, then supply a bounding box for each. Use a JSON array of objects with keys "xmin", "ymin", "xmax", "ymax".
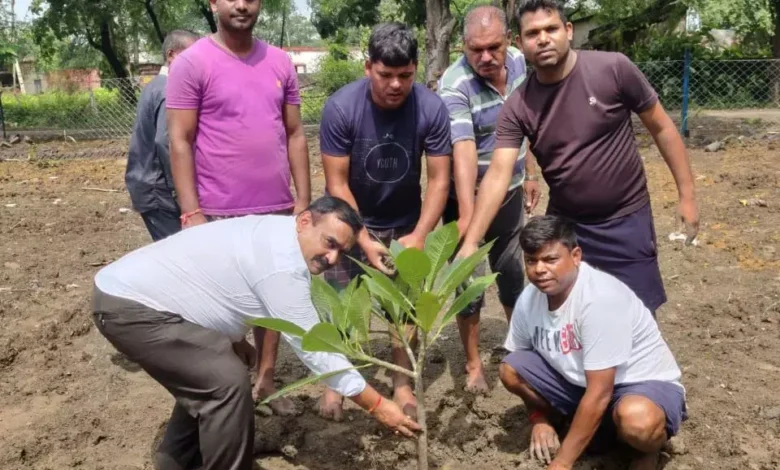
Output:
[
  {"xmin": 459, "ymin": 0, "xmax": 700, "ymax": 319},
  {"xmin": 167, "ymin": 0, "xmax": 311, "ymax": 416},
  {"xmin": 317, "ymin": 22, "xmax": 452, "ymax": 421}
]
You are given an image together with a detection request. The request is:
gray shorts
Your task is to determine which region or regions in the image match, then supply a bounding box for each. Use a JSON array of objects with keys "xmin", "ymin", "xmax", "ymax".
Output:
[{"xmin": 503, "ymin": 349, "xmax": 687, "ymax": 438}]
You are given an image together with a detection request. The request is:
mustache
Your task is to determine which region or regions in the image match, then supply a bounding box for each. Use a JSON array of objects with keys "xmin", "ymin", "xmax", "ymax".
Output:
[{"xmin": 313, "ymin": 255, "xmax": 332, "ymax": 270}]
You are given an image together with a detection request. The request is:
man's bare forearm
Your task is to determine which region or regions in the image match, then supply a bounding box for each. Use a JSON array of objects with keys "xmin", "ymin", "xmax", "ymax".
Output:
[
  {"xmin": 654, "ymin": 126, "xmax": 696, "ymax": 201},
  {"xmin": 462, "ymin": 156, "xmax": 514, "ymax": 247},
  {"xmin": 170, "ymin": 138, "xmax": 200, "ymax": 213},
  {"xmin": 415, "ymin": 168, "xmax": 449, "ymax": 236},
  {"xmin": 287, "ymin": 131, "xmax": 311, "ymax": 204},
  {"xmin": 452, "ymin": 141, "xmax": 479, "ymax": 221},
  {"xmin": 553, "ymin": 390, "xmax": 611, "ymax": 465},
  {"xmin": 525, "ymin": 149, "xmax": 538, "ymax": 176}
]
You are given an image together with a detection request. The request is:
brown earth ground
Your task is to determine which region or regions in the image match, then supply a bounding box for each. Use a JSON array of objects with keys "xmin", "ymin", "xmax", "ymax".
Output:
[{"xmin": 1, "ymin": 135, "xmax": 779, "ymax": 470}]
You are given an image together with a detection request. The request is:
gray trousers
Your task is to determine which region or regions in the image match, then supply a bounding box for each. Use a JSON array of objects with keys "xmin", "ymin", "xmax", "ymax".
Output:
[{"xmin": 92, "ymin": 286, "xmax": 254, "ymax": 470}]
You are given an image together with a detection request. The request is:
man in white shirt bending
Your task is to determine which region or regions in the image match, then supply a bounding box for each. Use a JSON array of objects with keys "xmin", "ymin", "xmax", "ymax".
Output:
[
  {"xmin": 498, "ymin": 215, "xmax": 687, "ymax": 470},
  {"xmin": 92, "ymin": 196, "xmax": 419, "ymax": 470}
]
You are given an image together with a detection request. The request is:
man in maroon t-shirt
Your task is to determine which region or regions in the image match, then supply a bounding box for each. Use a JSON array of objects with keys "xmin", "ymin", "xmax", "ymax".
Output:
[{"xmin": 458, "ymin": 0, "xmax": 699, "ymax": 318}]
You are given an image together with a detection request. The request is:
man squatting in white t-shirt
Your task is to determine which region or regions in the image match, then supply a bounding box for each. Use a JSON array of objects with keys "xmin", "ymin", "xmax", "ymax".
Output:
[
  {"xmin": 498, "ymin": 215, "xmax": 687, "ymax": 470},
  {"xmin": 91, "ymin": 196, "xmax": 420, "ymax": 470}
]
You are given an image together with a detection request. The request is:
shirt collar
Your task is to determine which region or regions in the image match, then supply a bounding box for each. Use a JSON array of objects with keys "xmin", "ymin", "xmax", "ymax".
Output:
[{"xmin": 159, "ymin": 65, "xmax": 169, "ymax": 76}]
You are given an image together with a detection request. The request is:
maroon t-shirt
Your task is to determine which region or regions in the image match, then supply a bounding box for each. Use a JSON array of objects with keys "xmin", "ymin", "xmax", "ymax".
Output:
[{"xmin": 495, "ymin": 50, "xmax": 657, "ymax": 222}]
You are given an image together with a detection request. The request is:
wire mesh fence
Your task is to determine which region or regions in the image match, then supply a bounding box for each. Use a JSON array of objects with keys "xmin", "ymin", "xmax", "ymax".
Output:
[
  {"xmin": 636, "ymin": 58, "xmax": 780, "ymax": 138},
  {"xmin": 0, "ymin": 77, "xmax": 143, "ymax": 140},
  {"xmin": 0, "ymin": 59, "xmax": 779, "ymax": 141}
]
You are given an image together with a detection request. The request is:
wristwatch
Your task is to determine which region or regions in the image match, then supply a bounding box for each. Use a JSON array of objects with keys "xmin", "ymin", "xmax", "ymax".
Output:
[{"xmin": 526, "ymin": 174, "xmax": 540, "ymax": 182}]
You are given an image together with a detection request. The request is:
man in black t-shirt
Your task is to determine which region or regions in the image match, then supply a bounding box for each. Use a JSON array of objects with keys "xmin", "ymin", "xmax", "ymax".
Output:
[{"xmin": 458, "ymin": 0, "xmax": 699, "ymax": 318}]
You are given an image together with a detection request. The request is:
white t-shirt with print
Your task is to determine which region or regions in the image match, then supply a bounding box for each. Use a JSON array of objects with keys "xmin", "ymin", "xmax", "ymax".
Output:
[{"xmin": 504, "ymin": 262, "xmax": 683, "ymax": 389}]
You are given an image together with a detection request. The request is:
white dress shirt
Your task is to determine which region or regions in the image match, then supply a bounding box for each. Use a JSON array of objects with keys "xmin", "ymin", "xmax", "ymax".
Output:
[{"xmin": 95, "ymin": 215, "xmax": 367, "ymax": 397}]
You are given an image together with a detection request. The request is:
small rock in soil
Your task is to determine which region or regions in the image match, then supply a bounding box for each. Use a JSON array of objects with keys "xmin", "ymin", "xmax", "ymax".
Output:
[
  {"xmin": 281, "ymin": 444, "xmax": 297, "ymax": 459},
  {"xmin": 760, "ymin": 406, "xmax": 780, "ymax": 419},
  {"xmin": 665, "ymin": 436, "xmax": 688, "ymax": 455},
  {"xmin": 4, "ymin": 262, "xmax": 20, "ymax": 270},
  {"xmin": 255, "ymin": 404, "xmax": 273, "ymax": 417},
  {"xmin": 705, "ymin": 141, "xmax": 724, "ymax": 152}
]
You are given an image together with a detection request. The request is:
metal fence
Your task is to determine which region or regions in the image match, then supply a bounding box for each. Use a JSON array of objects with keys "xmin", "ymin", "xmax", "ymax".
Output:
[
  {"xmin": 0, "ymin": 77, "xmax": 143, "ymax": 140},
  {"xmin": 1, "ymin": 58, "xmax": 779, "ymax": 141},
  {"xmin": 636, "ymin": 58, "xmax": 780, "ymax": 139}
]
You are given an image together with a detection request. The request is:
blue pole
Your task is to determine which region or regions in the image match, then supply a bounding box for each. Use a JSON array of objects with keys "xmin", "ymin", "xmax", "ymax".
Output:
[{"xmin": 680, "ymin": 47, "xmax": 691, "ymax": 138}]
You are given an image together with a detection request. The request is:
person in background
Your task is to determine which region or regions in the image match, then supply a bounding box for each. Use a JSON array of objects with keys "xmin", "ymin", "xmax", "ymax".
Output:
[
  {"xmin": 125, "ymin": 30, "xmax": 199, "ymax": 241},
  {"xmin": 166, "ymin": 0, "xmax": 312, "ymax": 415},
  {"xmin": 317, "ymin": 22, "xmax": 452, "ymax": 421},
  {"xmin": 92, "ymin": 196, "xmax": 421, "ymax": 470},
  {"xmin": 457, "ymin": 0, "xmax": 699, "ymax": 316},
  {"xmin": 500, "ymin": 215, "xmax": 687, "ymax": 470},
  {"xmin": 437, "ymin": 5, "xmax": 535, "ymax": 394}
]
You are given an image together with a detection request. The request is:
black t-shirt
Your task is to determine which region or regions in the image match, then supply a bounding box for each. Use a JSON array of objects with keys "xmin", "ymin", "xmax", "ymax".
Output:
[
  {"xmin": 319, "ymin": 78, "xmax": 452, "ymax": 229},
  {"xmin": 495, "ymin": 50, "xmax": 657, "ymax": 222}
]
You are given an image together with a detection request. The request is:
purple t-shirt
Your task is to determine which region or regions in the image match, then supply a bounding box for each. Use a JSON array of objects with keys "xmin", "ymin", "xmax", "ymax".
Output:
[
  {"xmin": 166, "ymin": 37, "xmax": 301, "ymax": 216},
  {"xmin": 319, "ymin": 79, "xmax": 452, "ymax": 229}
]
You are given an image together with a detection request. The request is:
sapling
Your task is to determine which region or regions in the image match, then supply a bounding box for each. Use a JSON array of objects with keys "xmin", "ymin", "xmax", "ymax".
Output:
[{"xmin": 250, "ymin": 221, "xmax": 496, "ymax": 470}]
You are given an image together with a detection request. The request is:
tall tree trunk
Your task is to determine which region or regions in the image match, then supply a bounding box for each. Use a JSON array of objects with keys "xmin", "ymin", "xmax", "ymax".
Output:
[
  {"xmin": 424, "ymin": 0, "xmax": 457, "ymax": 89},
  {"xmin": 505, "ymin": 0, "xmax": 517, "ymax": 32},
  {"xmin": 98, "ymin": 20, "xmax": 129, "ymax": 79},
  {"xmin": 279, "ymin": 3, "xmax": 287, "ymax": 48},
  {"xmin": 197, "ymin": 0, "xmax": 218, "ymax": 33},
  {"xmin": 144, "ymin": 0, "xmax": 165, "ymax": 44},
  {"xmin": 87, "ymin": 19, "xmax": 136, "ymax": 106}
]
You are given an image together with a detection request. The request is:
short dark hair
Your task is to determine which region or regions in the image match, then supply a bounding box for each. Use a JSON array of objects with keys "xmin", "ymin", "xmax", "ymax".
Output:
[
  {"xmin": 162, "ymin": 30, "xmax": 200, "ymax": 63},
  {"xmin": 368, "ymin": 22, "xmax": 418, "ymax": 67},
  {"xmin": 519, "ymin": 215, "xmax": 578, "ymax": 253},
  {"xmin": 516, "ymin": 0, "xmax": 568, "ymax": 29},
  {"xmin": 306, "ymin": 196, "xmax": 364, "ymax": 234}
]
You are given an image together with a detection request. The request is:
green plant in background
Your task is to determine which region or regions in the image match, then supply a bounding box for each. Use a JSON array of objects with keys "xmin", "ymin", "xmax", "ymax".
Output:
[
  {"xmin": 250, "ymin": 221, "xmax": 496, "ymax": 470},
  {"xmin": 1, "ymin": 88, "xmax": 138, "ymax": 130}
]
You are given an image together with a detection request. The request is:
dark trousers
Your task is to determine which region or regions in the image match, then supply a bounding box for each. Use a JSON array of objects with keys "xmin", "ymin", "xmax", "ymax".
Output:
[
  {"xmin": 443, "ymin": 188, "xmax": 526, "ymax": 316},
  {"xmin": 551, "ymin": 203, "xmax": 667, "ymax": 313},
  {"xmin": 92, "ymin": 287, "xmax": 255, "ymax": 470},
  {"xmin": 141, "ymin": 209, "xmax": 181, "ymax": 242}
]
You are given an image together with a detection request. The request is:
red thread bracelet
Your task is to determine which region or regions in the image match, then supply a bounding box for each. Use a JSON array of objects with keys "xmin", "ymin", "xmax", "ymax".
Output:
[
  {"xmin": 529, "ymin": 410, "xmax": 545, "ymax": 424},
  {"xmin": 367, "ymin": 395, "xmax": 383, "ymax": 414},
  {"xmin": 180, "ymin": 208, "xmax": 202, "ymax": 225}
]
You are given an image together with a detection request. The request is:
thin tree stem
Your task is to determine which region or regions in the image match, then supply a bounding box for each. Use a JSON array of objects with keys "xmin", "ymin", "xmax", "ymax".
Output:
[
  {"xmin": 356, "ymin": 354, "xmax": 417, "ymax": 379},
  {"xmin": 415, "ymin": 334, "xmax": 428, "ymax": 470}
]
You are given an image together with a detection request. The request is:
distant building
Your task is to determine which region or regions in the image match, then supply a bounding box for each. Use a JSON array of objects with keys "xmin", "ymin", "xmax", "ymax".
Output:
[
  {"xmin": 571, "ymin": 15, "xmax": 598, "ymax": 49},
  {"xmin": 283, "ymin": 46, "xmax": 363, "ymax": 74}
]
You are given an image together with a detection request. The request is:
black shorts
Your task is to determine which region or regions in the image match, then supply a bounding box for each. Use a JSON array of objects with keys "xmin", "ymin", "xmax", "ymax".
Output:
[{"xmin": 442, "ymin": 188, "xmax": 526, "ymax": 316}]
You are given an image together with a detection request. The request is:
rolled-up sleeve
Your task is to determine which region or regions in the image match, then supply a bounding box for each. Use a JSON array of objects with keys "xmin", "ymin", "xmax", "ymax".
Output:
[
  {"xmin": 439, "ymin": 85, "xmax": 475, "ymax": 144},
  {"xmin": 252, "ymin": 271, "xmax": 367, "ymax": 397}
]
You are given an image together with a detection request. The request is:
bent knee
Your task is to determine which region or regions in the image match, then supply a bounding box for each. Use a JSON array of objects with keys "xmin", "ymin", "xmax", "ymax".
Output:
[
  {"xmin": 614, "ymin": 396, "xmax": 666, "ymax": 441},
  {"xmin": 499, "ymin": 362, "xmax": 525, "ymax": 387}
]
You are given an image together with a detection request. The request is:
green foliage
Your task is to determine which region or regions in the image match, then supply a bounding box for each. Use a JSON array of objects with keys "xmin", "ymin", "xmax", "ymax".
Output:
[
  {"xmin": 248, "ymin": 220, "xmax": 495, "ymax": 356},
  {"xmin": 312, "ymin": 54, "xmax": 365, "ymax": 94},
  {"xmin": 1, "ymin": 88, "xmax": 137, "ymax": 129}
]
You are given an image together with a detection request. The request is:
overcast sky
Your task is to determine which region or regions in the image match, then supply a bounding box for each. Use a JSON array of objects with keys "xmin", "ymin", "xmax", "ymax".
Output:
[{"xmin": 12, "ymin": 0, "xmax": 312, "ymax": 21}]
